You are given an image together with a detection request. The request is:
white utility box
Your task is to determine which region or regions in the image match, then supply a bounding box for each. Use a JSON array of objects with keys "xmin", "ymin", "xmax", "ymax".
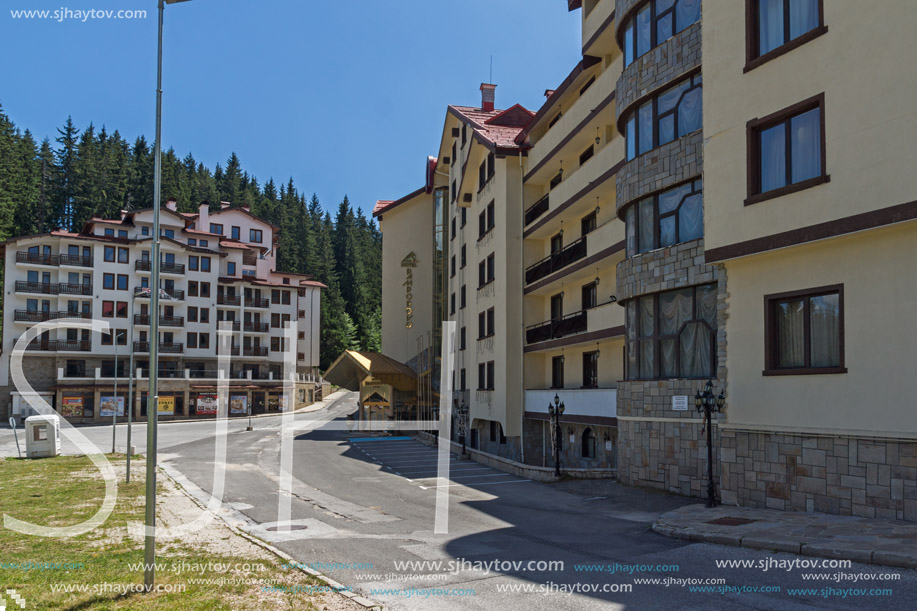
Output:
[{"xmin": 24, "ymin": 415, "xmax": 61, "ymax": 458}]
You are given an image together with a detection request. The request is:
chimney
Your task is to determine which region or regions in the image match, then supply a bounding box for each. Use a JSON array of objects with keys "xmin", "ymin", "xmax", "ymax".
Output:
[
  {"xmin": 544, "ymin": 89, "xmax": 556, "ymax": 99},
  {"xmin": 165, "ymin": 198, "xmax": 177, "ymax": 211},
  {"xmin": 198, "ymin": 202, "xmax": 209, "ymax": 233},
  {"xmin": 480, "ymin": 83, "xmax": 496, "ymax": 112},
  {"xmin": 220, "ymin": 201, "xmax": 231, "ymax": 210}
]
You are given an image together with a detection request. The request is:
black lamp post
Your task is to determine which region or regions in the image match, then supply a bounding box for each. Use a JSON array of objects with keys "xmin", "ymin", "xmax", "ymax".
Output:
[
  {"xmin": 458, "ymin": 402, "xmax": 467, "ymax": 457},
  {"xmin": 548, "ymin": 393, "xmax": 565, "ymax": 477},
  {"xmin": 695, "ymin": 380, "xmax": 726, "ymax": 508}
]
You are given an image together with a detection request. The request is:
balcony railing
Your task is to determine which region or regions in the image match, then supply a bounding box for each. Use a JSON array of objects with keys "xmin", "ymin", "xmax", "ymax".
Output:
[
  {"xmin": 59, "ymin": 253, "xmax": 93, "ymax": 267},
  {"xmin": 135, "ymin": 260, "xmax": 186, "ymax": 274},
  {"xmin": 524, "ymin": 236, "xmax": 588, "ymax": 285},
  {"xmin": 15, "ymin": 281, "xmax": 57, "ymax": 295},
  {"xmin": 138, "ymin": 368, "xmax": 184, "ymax": 379},
  {"xmin": 242, "ymin": 254, "xmax": 258, "ymax": 266},
  {"xmin": 133, "ymin": 341, "xmax": 184, "ymax": 354},
  {"xmin": 16, "ymin": 252, "xmax": 58, "ymax": 266},
  {"xmin": 245, "ymin": 297, "xmax": 270, "ymax": 309},
  {"xmin": 15, "ymin": 310, "xmax": 92, "ymax": 322},
  {"xmin": 231, "ymin": 321, "xmax": 270, "ymax": 333},
  {"xmin": 525, "ymin": 310, "xmax": 588, "ymax": 345},
  {"xmin": 188, "ymin": 369, "xmax": 221, "ymax": 379},
  {"xmin": 58, "ymin": 283, "xmax": 93, "ymax": 295},
  {"xmin": 217, "ymin": 294, "xmax": 241, "ymax": 306},
  {"xmin": 524, "ymin": 195, "xmax": 550, "ymax": 226},
  {"xmin": 134, "ymin": 287, "xmax": 183, "ymax": 300},
  {"xmin": 54, "ymin": 340, "xmax": 92, "ymax": 352},
  {"xmin": 133, "ymin": 314, "xmax": 184, "ymax": 327},
  {"xmin": 229, "ymin": 346, "xmax": 269, "ymax": 357}
]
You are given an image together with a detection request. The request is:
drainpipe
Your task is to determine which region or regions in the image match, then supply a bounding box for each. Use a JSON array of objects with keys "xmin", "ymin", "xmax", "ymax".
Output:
[{"xmin": 518, "ymin": 148, "xmax": 526, "ymax": 466}]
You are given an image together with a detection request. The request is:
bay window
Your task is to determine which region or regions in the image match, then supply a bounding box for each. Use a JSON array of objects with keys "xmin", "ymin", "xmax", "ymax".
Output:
[
  {"xmin": 625, "ymin": 73, "xmax": 702, "ymax": 160},
  {"xmin": 626, "ymin": 179, "xmax": 703, "ymax": 256},
  {"xmin": 622, "ymin": 0, "xmax": 701, "ymax": 68}
]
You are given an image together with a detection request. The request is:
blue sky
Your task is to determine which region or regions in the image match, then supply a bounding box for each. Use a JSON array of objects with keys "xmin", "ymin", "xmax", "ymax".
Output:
[{"xmin": 2, "ymin": 0, "xmax": 583, "ymax": 216}]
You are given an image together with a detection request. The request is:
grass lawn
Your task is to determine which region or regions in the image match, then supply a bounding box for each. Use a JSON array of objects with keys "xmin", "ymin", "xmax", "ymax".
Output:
[{"xmin": 0, "ymin": 455, "xmax": 346, "ymax": 610}]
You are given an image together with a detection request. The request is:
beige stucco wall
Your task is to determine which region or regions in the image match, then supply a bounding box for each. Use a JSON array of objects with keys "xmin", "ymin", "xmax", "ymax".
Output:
[
  {"xmin": 702, "ymin": 0, "xmax": 917, "ymax": 251},
  {"xmin": 379, "ymin": 193, "xmax": 434, "ymax": 366},
  {"xmin": 723, "ymin": 221, "xmax": 917, "ymax": 436}
]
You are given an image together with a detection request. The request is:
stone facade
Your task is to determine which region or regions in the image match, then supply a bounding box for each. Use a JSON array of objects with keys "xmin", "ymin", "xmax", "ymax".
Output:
[
  {"xmin": 523, "ymin": 417, "xmax": 617, "ymax": 470},
  {"xmin": 615, "ymin": 22, "xmax": 702, "ymax": 119},
  {"xmin": 615, "ymin": 131, "xmax": 705, "ymax": 216},
  {"xmin": 721, "ymin": 430, "xmax": 917, "ymax": 523}
]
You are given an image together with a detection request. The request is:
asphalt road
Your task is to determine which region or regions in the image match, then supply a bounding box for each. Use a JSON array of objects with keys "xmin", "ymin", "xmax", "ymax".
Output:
[{"xmin": 3, "ymin": 392, "xmax": 916, "ymax": 610}]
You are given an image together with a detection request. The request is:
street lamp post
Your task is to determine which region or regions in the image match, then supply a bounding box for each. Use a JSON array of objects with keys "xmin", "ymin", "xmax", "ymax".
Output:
[
  {"xmin": 111, "ymin": 330, "xmax": 122, "ymax": 453},
  {"xmin": 695, "ymin": 379, "xmax": 726, "ymax": 508},
  {"xmin": 458, "ymin": 402, "xmax": 467, "ymax": 457},
  {"xmin": 144, "ymin": 0, "xmax": 193, "ymax": 591},
  {"xmin": 548, "ymin": 393, "xmax": 565, "ymax": 478}
]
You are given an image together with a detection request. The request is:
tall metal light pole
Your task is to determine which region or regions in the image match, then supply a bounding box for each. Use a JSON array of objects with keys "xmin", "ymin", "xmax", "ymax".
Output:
[
  {"xmin": 144, "ymin": 0, "xmax": 193, "ymax": 590},
  {"xmin": 111, "ymin": 330, "xmax": 121, "ymax": 453},
  {"xmin": 695, "ymin": 380, "xmax": 726, "ymax": 508}
]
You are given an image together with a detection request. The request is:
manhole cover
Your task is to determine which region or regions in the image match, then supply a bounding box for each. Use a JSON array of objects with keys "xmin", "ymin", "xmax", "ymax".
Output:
[
  {"xmin": 265, "ymin": 525, "xmax": 308, "ymax": 532},
  {"xmin": 706, "ymin": 517, "xmax": 757, "ymax": 526}
]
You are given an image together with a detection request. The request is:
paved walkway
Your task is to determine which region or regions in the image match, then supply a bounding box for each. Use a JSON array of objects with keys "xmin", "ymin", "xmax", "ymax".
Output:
[{"xmin": 654, "ymin": 503, "xmax": 917, "ymax": 570}]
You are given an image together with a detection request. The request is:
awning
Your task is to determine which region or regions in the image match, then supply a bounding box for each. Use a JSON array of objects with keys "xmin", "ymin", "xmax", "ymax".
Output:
[{"xmin": 324, "ymin": 350, "xmax": 417, "ymax": 393}]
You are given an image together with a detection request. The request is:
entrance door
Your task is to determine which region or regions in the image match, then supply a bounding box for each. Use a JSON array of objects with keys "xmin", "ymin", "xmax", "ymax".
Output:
[{"xmin": 252, "ymin": 392, "xmax": 266, "ymax": 414}]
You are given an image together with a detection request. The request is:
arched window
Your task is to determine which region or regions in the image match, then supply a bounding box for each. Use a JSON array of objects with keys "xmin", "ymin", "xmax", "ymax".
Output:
[{"xmin": 582, "ymin": 428, "xmax": 597, "ymax": 459}]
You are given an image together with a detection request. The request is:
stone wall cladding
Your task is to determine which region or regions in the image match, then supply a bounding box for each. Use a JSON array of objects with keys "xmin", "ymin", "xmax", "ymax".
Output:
[
  {"xmin": 615, "ymin": 131, "xmax": 704, "ymax": 218},
  {"xmin": 721, "ymin": 430, "xmax": 917, "ymax": 523},
  {"xmin": 615, "ymin": 22, "xmax": 703, "ymax": 124},
  {"xmin": 615, "ymin": 238, "xmax": 720, "ymax": 302},
  {"xmin": 524, "ymin": 418, "xmax": 617, "ymax": 470}
]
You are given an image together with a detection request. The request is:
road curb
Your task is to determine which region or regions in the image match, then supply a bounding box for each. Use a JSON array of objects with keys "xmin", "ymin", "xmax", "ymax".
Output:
[{"xmin": 160, "ymin": 462, "xmax": 383, "ymax": 610}]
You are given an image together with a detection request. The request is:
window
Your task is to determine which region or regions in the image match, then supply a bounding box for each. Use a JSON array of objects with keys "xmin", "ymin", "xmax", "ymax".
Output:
[
  {"xmin": 231, "ymin": 226, "xmax": 240, "ymax": 240},
  {"xmin": 478, "ymin": 312, "xmax": 486, "ymax": 339},
  {"xmin": 118, "ymin": 230, "xmax": 128, "ymax": 238},
  {"xmin": 281, "ymin": 291, "xmax": 290, "ymax": 305},
  {"xmin": 189, "ymin": 256, "xmax": 199, "ymax": 271},
  {"xmin": 747, "ymin": 94, "xmax": 826, "ymax": 205},
  {"xmin": 461, "ymin": 124, "xmax": 467, "ymax": 146},
  {"xmin": 188, "ymin": 238, "xmax": 196, "ymax": 246},
  {"xmin": 188, "ymin": 307, "xmax": 198, "ymax": 322},
  {"xmin": 583, "ymin": 351, "xmax": 599, "ymax": 388},
  {"xmin": 272, "ymin": 290, "xmax": 280, "ymax": 304},
  {"xmin": 552, "ymin": 356, "xmax": 564, "ymax": 388},
  {"xmin": 200, "ymin": 282, "xmax": 210, "ymax": 298},
  {"xmin": 747, "ymin": 0, "xmax": 825, "ymax": 71},
  {"xmin": 200, "ymin": 240, "xmax": 208, "ymax": 247},
  {"xmin": 163, "ymin": 229, "xmax": 174, "ymax": 239},
  {"xmin": 227, "ymin": 262, "xmax": 236, "ymax": 275},
  {"xmin": 104, "ymin": 246, "xmax": 115, "ymax": 262},
  {"xmin": 486, "ymin": 253, "xmax": 495, "ymax": 284},
  {"xmin": 450, "ymin": 255, "xmax": 456, "ymax": 277},
  {"xmin": 201, "ymin": 257, "xmax": 211, "ymax": 272},
  {"xmin": 478, "ymin": 260, "xmax": 486, "ymax": 287},
  {"xmin": 141, "ymin": 226, "xmax": 149, "ymax": 236},
  {"xmin": 478, "ymin": 153, "xmax": 495, "ymax": 190},
  {"xmin": 188, "ymin": 281, "xmax": 198, "ymax": 297},
  {"xmin": 117, "ymin": 247, "xmax": 129, "ymax": 263},
  {"xmin": 486, "ymin": 307, "xmax": 495, "ymax": 336},
  {"xmin": 102, "ymin": 301, "xmax": 114, "ymax": 318},
  {"xmin": 579, "ymin": 145, "xmax": 594, "ymax": 166},
  {"xmin": 460, "ymin": 285, "xmax": 466, "ymax": 309},
  {"xmin": 101, "ymin": 331, "xmax": 113, "ymax": 346},
  {"xmin": 200, "ymin": 308, "xmax": 210, "ymax": 323},
  {"xmin": 626, "ymin": 284, "xmax": 717, "ymax": 380},
  {"xmin": 461, "ymin": 208, "xmax": 467, "ymax": 227},
  {"xmin": 116, "ymin": 302, "xmax": 128, "ymax": 318},
  {"xmin": 460, "ymin": 327, "xmax": 466, "ymax": 350},
  {"xmin": 451, "ymin": 142, "xmax": 457, "ymax": 165},
  {"xmin": 271, "ymin": 313, "xmax": 281, "ymax": 328},
  {"xmin": 625, "ymin": 179, "xmax": 704, "ymax": 256},
  {"xmin": 582, "ymin": 282, "xmax": 598, "ymax": 310},
  {"xmin": 66, "ymin": 360, "xmax": 86, "ymax": 377},
  {"xmin": 486, "ymin": 361, "xmax": 495, "ymax": 390},
  {"xmin": 451, "ymin": 218, "xmax": 456, "ymax": 240},
  {"xmin": 764, "ymin": 284, "xmax": 844, "ymax": 375},
  {"xmin": 581, "ymin": 211, "xmax": 597, "ymax": 236},
  {"xmin": 104, "ymin": 228, "xmax": 114, "ymax": 237},
  {"xmin": 478, "ymin": 363, "xmax": 486, "ymax": 390},
  {"xmin": 479, "ymin": 201, "xmax": 495, "ymax": 239},
  {"xmin": 117, "ymin": 275, "xmax": 128, "ymax": 290},
  {"xmin": 460, "ymin": 368, "xmax": 466, "ymax": 391},
  {"xmin": 199, "ymin": 333, "xmax": 209, "ymax": 349},
  {"xmin": 460, "ymin": 244, "xmax": 466, "ymax": 268},
  {"xmin": 250, "ymin": 229, "xmax": 263, "ymax": 243},
  {"xmin": 622, "ymin": 0, "xmax": 701, "ymax": 68},
  {"xmin": 188, "ymin": 333, "xmax": 198, "ymax": 349},
  {"xmin": 103, "ymin": 273, "xmax": 115, "ymax": 290},
  {"xmin": 625, "ymin": 73, "xmax": 702, "ymax": 160},
  {"xmin": 582, "ymin": 428, "xmax": 597, "ymax": 459},
  {"xmin": 210, "ymin": 223, "xmax": 223, "ymax": 235},
  {"xmin": 450, "ymin": 293, "xmax": 456, "ymax": 315}
]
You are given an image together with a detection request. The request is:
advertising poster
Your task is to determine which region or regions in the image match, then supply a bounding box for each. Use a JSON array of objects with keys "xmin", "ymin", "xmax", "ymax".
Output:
[
  {"xmin": 157, "ymin": 396, "xmax": 175, "ymax": 415},
  {"xmin": 268, "ymin": 394, "xmax": 287, "ymax": 412},
  {"xmin": 61, "ymin": 395, "xmax": 83, "ymax": 418},
  {"xmin": 99, "ymin": 396, "xmax": 125, "ymax": 417},
  {"xmin": 230, "ymin": 394, "xmax": 248, "ymax": 415},
  {"xmin": 196, "ymin": 394, "xmax": 218, "ymax": 416}
]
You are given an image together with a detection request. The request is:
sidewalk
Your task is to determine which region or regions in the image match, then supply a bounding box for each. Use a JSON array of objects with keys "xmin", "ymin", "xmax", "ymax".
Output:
[{"xmin": 654, "ymin": 503, "xmax": 917, "ymax": 570}]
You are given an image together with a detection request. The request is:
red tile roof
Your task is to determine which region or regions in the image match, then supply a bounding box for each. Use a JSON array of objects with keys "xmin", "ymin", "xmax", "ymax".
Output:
[
  {"xmin": 219, "ymin": 240, "xmax": 251, "ymax": 250},
  {"xmin": 448, "ymin": 104, "xmax": 534, "ymax": 151},
  {"xmin": 373, "ymin": 200, "xmax": 395, "ymax": 216},
  {"xmin": 372, "ymin": 186, "xmax": 426, "ymax": 218}
]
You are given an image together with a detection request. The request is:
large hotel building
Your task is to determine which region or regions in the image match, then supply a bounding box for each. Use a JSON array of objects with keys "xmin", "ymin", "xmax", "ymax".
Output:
[
  {"xmin": 0, "ymin": 201, "xmax": 324, "ymax": 422},
  {"xmin": 377, "ymin": 0, "xmax": 917, "ymax": 522}
]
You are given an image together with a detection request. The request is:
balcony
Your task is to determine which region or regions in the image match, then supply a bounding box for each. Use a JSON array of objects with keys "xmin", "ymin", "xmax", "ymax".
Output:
[
  {"xmin": 217, "ymin": 294, "xmax": 241, "ymax": 306},
  {"xmin": 15, "ymin": 310, "xmax": 92, "ymax": 323},
  {"xmin": 134, "ymin": 287, "xmax": 183, "ymax": 301},
  {"xmin": 232, "ymin": 321, "xmax": 270, "ymax": 333},
  {"xmin": 229, "ymin": 346, "xmax": 269, "ymax": 357},
  {"xmin": 15, "ymin": 281, "xmax": 58, "ymax": 295},
  {"xmin": 135, "ymin": 260, "xmax": 186, "ymax": 274},
  {"xmin": 525, "ymin": 236, "xmax": 588, "ymax": 285},
  {"xmin": 55, "ymin": 340, "xmax": 92, "ymax": 352},
  {"xmin": 242, "ymin": 254, "xmax": 258, "ymax": 266},
  {"xmin": 58, "ymin": 283, "xmax": 93, "ymax": 296},
  {"xmin": 59, "ymin": 253, "xmax": 93, "ymax": 267},
  {"xmin": 525, "ymin": 310, "xmax": 588, "ymax": 344},
  {"xmin": 16, "ymin": 252, "xmax": 58, "ymax": 266},
  {"xmin": 133, "ymin": 341, "xmax": 184, "ymax": 354},
  {"xmin": 524, "ymin": 195, "xmax": 550, "ymax": 226},
  {"xmin": 133, "ymin": 314, "xmax": 185, "ymax": 327},
  {"xmin": 525, "ymin": 388, "xmax": 617, "ymax": 420},
  {"xmin": 245, "ymin": 297, "xmax": 270, "ymax": 309}
]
